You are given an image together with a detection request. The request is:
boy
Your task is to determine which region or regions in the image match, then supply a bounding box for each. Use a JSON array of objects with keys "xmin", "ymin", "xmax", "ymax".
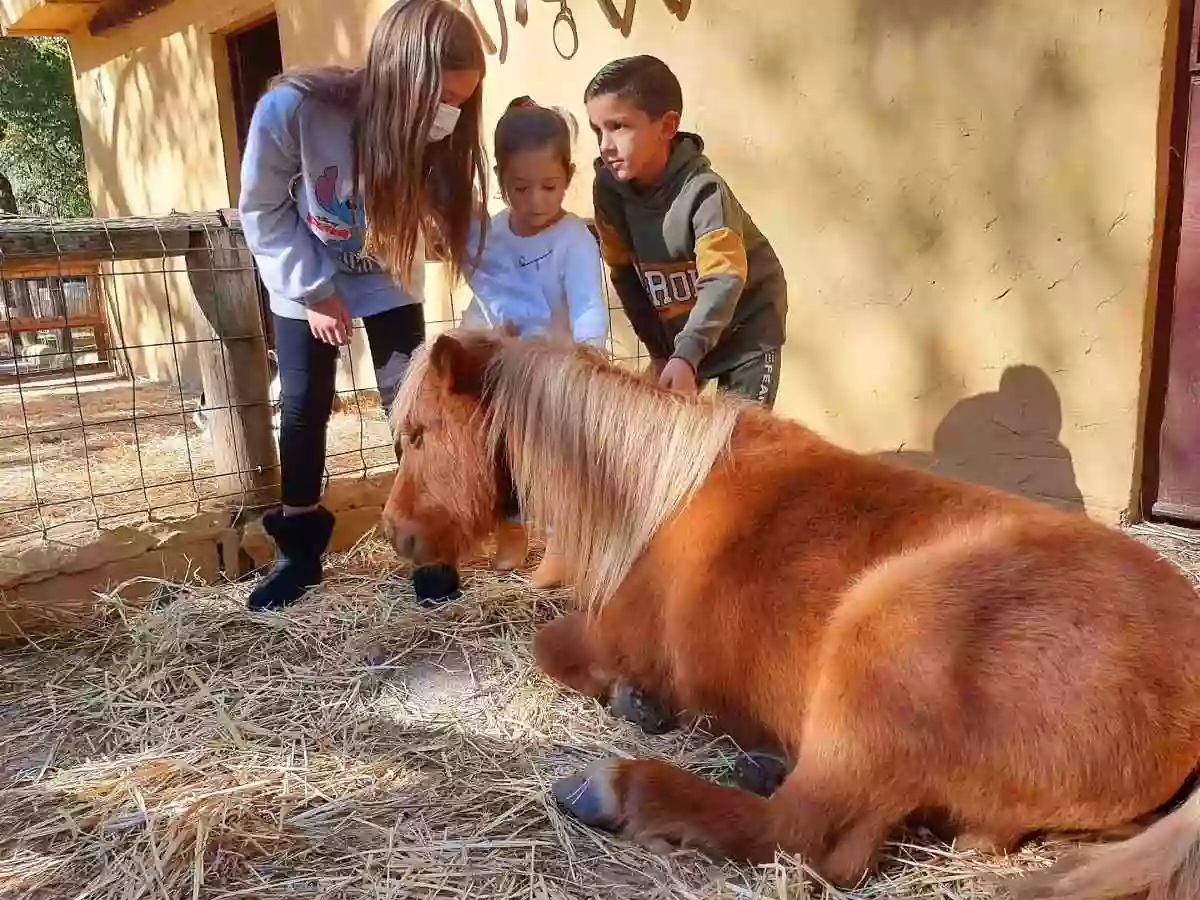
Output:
[{"xmin": 584, "ymin": 55, "xmax": 788, "ymax": 407}]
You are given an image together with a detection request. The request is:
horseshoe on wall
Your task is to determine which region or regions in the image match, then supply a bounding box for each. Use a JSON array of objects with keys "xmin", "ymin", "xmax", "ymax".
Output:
[
  {"xmin": 661, "ymin": 0, "xmax": 689, "ymax": 19},
  {"xmin": 595, "ymin": 0, "xmax": 620, "ymax": 29},
  {"xmin": 491, "ymin": 0, "xmax": 510, "ymax": 61},
  {"xmin": 457, "ymin": 0, "xmax": 514, "ymax": 61},
  {"xmin": 458, "ymin": 0, "xmax": 498, "ymax": 55},
  {"xmin": 595, "ymin": 0, "xmax": 633, "ymax": 37}
]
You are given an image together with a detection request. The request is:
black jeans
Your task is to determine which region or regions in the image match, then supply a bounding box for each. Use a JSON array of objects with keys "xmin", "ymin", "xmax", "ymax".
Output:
[
  {"xmin": 702, "ymin": 347, "xmax": 783, "ymax": 410},
  {"xmin": 274, "ymin": 303, "xmax": 425, "ymax": 508}
]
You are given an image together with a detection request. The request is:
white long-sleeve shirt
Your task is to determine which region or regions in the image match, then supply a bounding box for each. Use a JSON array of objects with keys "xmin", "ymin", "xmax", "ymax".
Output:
[{"xmin": 462, "ymin": 210, "xmax": 608, "ymax": 347}]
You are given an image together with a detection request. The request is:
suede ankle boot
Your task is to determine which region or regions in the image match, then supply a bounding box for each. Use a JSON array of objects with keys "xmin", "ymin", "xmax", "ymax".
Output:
[{"xmin": 247, "ymin": 506, "xmax": 335, "ymax": 612}]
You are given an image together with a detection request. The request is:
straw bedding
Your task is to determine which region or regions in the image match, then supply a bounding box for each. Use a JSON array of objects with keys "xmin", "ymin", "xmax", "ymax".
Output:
[{"xmin": 4, "ymin": 523, "xmax": 1198, "ymax": 900}]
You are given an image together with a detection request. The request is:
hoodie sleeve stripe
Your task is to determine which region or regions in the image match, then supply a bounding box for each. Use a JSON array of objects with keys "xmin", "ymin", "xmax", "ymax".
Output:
[
  {"xmin": 595, "ymin": 218, "xmax": 633, "ymax": 267},
  {"xmin": 696, "ymin": 226, "xmax": 749, "ymax": 282}
]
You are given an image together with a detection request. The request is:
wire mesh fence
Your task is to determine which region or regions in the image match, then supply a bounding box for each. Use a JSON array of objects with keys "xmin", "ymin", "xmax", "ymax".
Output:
[{"xmin": 0, "ymin": 211, "xmax": 645, "ymax": 550}]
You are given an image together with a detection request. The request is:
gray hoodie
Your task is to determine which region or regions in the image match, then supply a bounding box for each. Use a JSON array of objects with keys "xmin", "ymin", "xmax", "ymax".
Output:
[
  {"xmin": 592, "ymin": 132, "xmax": 787, "ymax": 378},
  {"xmin": 238, "ymin": 85, "xmax": 423, "ymax": 321}
]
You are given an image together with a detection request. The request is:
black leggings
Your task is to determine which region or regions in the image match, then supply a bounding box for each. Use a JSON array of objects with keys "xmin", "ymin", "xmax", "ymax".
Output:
[{"xmin": 274, "ymin": 303, "xmax": 425, "ymax": 508}]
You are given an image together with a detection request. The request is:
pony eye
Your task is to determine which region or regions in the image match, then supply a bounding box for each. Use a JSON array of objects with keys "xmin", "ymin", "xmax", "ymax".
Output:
[{"xmin": 408, "ymin": 427, "xmax": 424, "ymax": 448}]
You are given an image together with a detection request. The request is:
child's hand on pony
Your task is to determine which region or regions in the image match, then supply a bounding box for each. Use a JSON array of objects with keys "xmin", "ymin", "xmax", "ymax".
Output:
[{"xmin": 658, "ymin": 357, "xmax": 697, "ymax": 396}]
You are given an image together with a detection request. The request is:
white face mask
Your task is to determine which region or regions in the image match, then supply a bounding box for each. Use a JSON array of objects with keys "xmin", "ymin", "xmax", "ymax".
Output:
[{"xmin": 428, "ymin": 103, "xmax": 461, "ymax": 142}]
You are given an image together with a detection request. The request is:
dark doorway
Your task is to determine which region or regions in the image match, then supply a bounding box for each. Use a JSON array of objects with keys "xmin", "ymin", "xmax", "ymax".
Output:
[
  {"xmin": 226, "ymin": 15, "xmax": 283, "ymax": 346},
  {"xmin": 228, "ymin": 16, "xmax": 284, "ymax": 158}
]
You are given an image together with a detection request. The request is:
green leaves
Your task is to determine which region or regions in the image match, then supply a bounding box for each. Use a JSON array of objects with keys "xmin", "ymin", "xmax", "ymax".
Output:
[{"xmin": 0, "ymin": 36, "xmax": 92, "ymax": 217}]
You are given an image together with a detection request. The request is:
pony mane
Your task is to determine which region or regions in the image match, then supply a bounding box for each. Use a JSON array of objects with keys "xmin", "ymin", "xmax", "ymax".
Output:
[{"xmin": 486, "ymin": 340, "xmax": 742, "ymax": 611}]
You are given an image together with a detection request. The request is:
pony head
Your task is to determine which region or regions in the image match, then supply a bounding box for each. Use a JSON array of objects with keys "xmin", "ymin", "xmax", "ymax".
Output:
[
  {"xmin": 384, "ymin": 323, "xmax": 740, "ymax": 609},
  {"xmin": 382, "ymin": 326, "xmax": 514, "ymax": 569}
]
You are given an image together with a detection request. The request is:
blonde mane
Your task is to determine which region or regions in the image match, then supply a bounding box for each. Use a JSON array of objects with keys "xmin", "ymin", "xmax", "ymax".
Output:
[
  {"xmin": 390, "ymin": 331, "xmax": 744, "ymax": 610},
  {"xmin": 487, "ymin": 340, "xmax": 742, "ymax": 610}
]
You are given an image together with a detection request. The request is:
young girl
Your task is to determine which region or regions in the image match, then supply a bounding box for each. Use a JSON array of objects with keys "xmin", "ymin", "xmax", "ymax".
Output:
[
  {"xmin": 461, "ymin": 96, "xmax": 608, "ymax": 588},
  {"xmin": 238, "ymin": 0, "xmax": 489, "ymax": 612}
]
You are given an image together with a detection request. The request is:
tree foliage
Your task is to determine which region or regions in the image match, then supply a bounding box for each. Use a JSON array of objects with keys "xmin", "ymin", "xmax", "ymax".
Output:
[{"xmin": 0, "ymin": 36, "xmax": 91, "ymax": 217}]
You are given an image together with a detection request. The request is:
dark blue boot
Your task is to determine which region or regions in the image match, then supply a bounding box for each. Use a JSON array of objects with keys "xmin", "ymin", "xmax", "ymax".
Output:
[{"xmin": 247, "ymin": 506, "xmax": 335, "ymax": 612}]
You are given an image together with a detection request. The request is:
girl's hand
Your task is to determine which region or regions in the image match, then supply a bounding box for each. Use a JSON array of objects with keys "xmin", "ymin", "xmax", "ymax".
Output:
[
  {"xmin": 307, "ymin": 294, "xmax": 352, "ymax": 346},
  {"xmin": 658, "ymin": 357, "xmax": 697, "ymax": 396}
]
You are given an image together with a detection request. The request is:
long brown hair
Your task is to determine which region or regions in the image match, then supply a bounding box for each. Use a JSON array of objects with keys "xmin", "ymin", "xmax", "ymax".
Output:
[{"xmin": 270, "ymin": 0, "xmax": 489, "ymax": 283}]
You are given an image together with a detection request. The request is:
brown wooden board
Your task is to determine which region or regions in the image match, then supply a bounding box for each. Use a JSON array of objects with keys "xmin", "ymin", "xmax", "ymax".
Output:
[{"xmin": 1154, "ymin": 76, "xmax": 1200, "ymax": 521}]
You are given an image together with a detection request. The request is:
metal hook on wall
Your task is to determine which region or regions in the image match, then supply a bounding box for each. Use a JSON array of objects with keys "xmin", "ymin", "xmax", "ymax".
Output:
[{"xmin": 541, "ymin": 0, "xmax": 579, "ymax": 60}]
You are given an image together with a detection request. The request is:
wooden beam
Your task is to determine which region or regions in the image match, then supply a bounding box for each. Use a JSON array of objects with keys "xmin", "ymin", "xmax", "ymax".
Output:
[
  {"xmin": 88, "ymin": 0, "xmax": 175, "ymax": 35},
  {"xmin": 0, "ymin": 313, "xmax": 105, "ymax": 335},
  {"xmin": 184, "ymin": 222, "xmax": 279, "ymax": 508},
  {"xmin": 0, "ymin": 213, "xmax": 226, "ymax": 266},
  {"xmin": 0, "ymin": 259, "xmax": 101, "ymax": 279}
]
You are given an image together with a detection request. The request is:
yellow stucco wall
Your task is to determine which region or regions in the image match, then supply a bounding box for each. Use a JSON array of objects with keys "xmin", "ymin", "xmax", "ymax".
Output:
[
  {"xmin": 68, "ymin": 1, "xmax": 259, "ymax": 390},
  {"xmin": 64, "ymin": 0, "xmax": 1176, "ymax": 522}
]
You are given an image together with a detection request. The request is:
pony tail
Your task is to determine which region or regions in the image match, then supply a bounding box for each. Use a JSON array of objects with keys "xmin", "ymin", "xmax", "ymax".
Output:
[
  {"xmin": 505, "ymin": 96, "xmax": 578, "ymax": 145},
  {"xmin": 494, "ymin": 97, "xmax": 578, "ymax": 175}
]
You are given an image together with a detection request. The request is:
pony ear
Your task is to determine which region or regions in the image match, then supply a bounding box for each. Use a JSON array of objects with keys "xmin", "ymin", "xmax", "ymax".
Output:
[{"xmin": 428, "ymin": 333, "xmax": 490, "ymax": 396}]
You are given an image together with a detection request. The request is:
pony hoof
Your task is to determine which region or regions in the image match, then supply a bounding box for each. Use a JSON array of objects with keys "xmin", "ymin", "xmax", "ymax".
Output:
[
  {"xmin": 412, "ymin": 564, "xmax": 461, "ymax": 607},
  {"xmin": 552, "ymin": 759, "xmax": 622, "ymax": 830},
  {"xmin": 609, "ymin": 681, "xmax": 675, "ymax": 735},
  {"xmin": 732, "ymin": 750, "xmax": 790, "ymax": 796}
]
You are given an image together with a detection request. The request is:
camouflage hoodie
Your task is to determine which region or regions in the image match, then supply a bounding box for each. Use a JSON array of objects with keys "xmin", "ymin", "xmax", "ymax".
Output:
[{"xmin": 592, "ymin": 132, "xmax": 787, "ymax": 378}]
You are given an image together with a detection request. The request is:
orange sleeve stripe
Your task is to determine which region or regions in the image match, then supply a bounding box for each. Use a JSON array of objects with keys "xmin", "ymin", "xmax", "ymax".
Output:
[
  {"xmin": 696, "ymin": 227, "xmax": 748, "ymax": 281},
  {"xmin": 595, "ymin": 219, "xmax": 633, "ymax": 267}
]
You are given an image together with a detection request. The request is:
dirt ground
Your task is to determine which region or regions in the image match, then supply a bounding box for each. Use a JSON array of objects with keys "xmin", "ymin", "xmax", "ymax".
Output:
[{"xmin": 0, "ymin": 372, "xmax": 395, "ymax": 546}]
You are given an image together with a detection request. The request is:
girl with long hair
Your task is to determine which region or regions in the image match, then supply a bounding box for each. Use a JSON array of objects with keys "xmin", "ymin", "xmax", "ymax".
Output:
[{"xmin": 238, "ymin": 0, "xmax": 489, "ymax": 611}]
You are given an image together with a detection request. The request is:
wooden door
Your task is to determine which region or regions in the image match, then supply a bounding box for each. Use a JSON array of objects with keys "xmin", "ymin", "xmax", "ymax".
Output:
[
  {"xmin": 1149, "ymin": 0, "xmax": 1200, "ymax": 520},
  {"xmin": 228, "ymin": 16, "xmax": 284, "ymax": 158},
  {"xmin": 226, "ymin": 16, "xmax": 283, "ymax": 349}
]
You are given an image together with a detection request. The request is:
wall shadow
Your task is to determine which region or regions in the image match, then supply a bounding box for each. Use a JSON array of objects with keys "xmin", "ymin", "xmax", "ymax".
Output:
[{"xmin": 875, "ymin": 364, "xmax": 1085, "ymax": 511}]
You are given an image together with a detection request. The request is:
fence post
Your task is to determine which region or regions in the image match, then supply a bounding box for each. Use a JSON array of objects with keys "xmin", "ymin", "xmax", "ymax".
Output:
[{"xmin": 185, "ymin": 216, "xmax": 280, "ymax": 508}]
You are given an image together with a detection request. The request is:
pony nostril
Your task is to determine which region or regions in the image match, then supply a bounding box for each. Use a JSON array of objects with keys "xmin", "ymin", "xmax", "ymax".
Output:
[
  {"xmin": 398, "ymin": 532, "xmax": 418, "ymax": 559},
  {"xmin": 387, "ymin": 523, "xmax": 420, "ymax": 561}
]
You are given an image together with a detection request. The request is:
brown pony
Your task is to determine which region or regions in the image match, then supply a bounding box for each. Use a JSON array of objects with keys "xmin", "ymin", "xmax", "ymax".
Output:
[{"xmin": 382, "ymin": 327, "xmax": 1200, "ymax": 899}]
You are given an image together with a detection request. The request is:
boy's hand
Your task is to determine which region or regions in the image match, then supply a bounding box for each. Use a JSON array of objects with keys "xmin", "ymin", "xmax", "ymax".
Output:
[
  {"xmin": 658, "ymin": 357, "xmax": 697, "ymax": 396},
  {"xmin": 642, "ymin": 357, "xmax": 667, "ymax": 380},
  {"xmin": 308, "ymin": 294, "xmax": 352, "ymax": 346}
]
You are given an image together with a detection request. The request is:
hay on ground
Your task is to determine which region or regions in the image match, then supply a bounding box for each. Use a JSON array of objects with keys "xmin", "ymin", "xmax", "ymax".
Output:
[{"xmin": 3, "ymin": 535, "xmax": 1123, "ymax": 900}]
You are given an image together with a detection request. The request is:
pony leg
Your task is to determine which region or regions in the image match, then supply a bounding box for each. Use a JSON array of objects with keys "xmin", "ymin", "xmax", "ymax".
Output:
[
  {"xmin": 553, "ymin": 757, "xmax": 899, "ymax": 888},
  {"xmin": 554, "ymin": 758, "xmax": 777, "ymax": 861},
  {"xmin": 492, "ymin": 521, "xmax": 529, "ymax": 571},
  {"xmin": 533, "ymin": 613, "xmax": 612, "ymax": 698},
  {"xmin": 954, "ymin": 824, "xmax": 1027, "ymax": 856},
  {"xmin": 609, "ymin": 679, "xmax": 677, "ymax": 734},
  {"xmin": 529, "ymin": 538, "xmax": 569, "ymax": 589},
  {"xmin": 534, "ymin": 614, "xmax": 679, "ymax": 734},
  {"xmin": 732, "ymin": 750, "xmax": 791, "ymax": 797}
]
